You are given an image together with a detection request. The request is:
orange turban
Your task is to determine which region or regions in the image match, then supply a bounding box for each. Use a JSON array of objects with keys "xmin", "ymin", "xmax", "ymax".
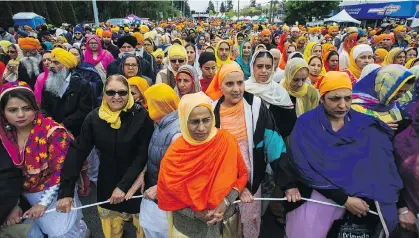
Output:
[
  {"xmin": 328, "ymin": 26, "xmax": 339, "ymax": 35},
  {"xmin": 18, "ymin": 37, "xmax": 41, "ymax": 50},
  {"xmin": 226, "ymin": 39, "xmax": 234, "ymax": 46},
  {"xmin": 261, "ymin": 29, "xmax": 271, "ymax": 36},
  {"xmin": 373, "ymin": 34, "xmax": 394, "ymax": 45},
  {"xmin": 375, "ymin": 48, "xmax": 388, "ymax": 63},
  {"xmin": 102, "ymin": 30, "xmax": 112, "ymax": 38},
  {"xmin": 131, "ymin": 32, "xmax": 144, "ymax": 45},
  {"xmin": 319, "ymin": 71, "xmax": 352, "ymax": 97}
]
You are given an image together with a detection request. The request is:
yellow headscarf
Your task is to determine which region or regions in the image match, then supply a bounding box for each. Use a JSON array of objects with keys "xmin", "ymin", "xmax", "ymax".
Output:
[
  {"xmin": 128, "ymin": 76, "xmax": 150, "ymax": 107},
  {"xmin": 0, "ymin": 40, "xmax": 12, "ymax": 53},
  {"xmin": 214, "ymin": 40, "xmax": 232, "ymax": 67},
  {"xmin": 178, "ymin": 92, "xmax": 217, "ymax": 145},
  {"xmin": 405, "ymin": 58, "xmax": 419, "ymax": 69},
  {"xmin": 382, "ymin": 47, "xmax": 404, "ymax": 66},
  {"xmin": 303, "ymin": 42, "xmax": 321, "ymax": 62},
  {"xmin": 98, "ymin": 75, "xmax": 135, "ymax": 129},
  {"xmin": 152, "ymin": 48, "xmax": 164, "ymax": 60},
  {"xmin": 144, "ymin": 84, "xmax": 180, "ymax": 122},
  {"xmin": 375, "ymin": 48, "xmax": 388, "ymax": 65}
]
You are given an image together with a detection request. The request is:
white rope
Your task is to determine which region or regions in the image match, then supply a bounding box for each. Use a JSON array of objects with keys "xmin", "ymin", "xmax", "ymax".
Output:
[{"xmin": 233, "ymin": 197, "xmax": 379, "ymax": 216}]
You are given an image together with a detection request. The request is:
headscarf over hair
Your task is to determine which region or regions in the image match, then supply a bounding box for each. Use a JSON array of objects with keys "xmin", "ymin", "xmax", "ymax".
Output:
[
  {"xmin": 359, "ymin": 64, "xmax": 382, "ymax": 81},
  {"xmin": 235, "ymin": 41, "xmax": 253, "ymax": 79},
  {"xmin": 18, "ymin": 37, "xmax": 41, "ymax": 50},
  {"xmin": 84, "ymin": 35, "xmax": 114, "ymax": 69},
  {"xmin": 175, "ymin": 64, "xmax": 201, "ymax": 97},
  {"xmin": 245, "ymin": 50, "xmax": 293, "ymax": 108},
  {"xmin": 144, "ymin": 83, "xmax": 179, "ymax": 121},
  {"xmin": 98, "ymin": 75, "xmax": 135, "ymax": 129},
  {"xmin": 303, "ymin": 42, "xmax": 321, "ymax": 62},
  {"xmin": 375, "ymin": 48, "xmax": 388, "ymax": 65},
  {"xmin": 321, "ymin": 43, "xmax": 337, "ymax": 59},
  {"xmin": 279, "ymin": 42, "xmax": 294, "ymax": 70},
  {"xmin": 405, "ymin": 58, "xmax": 419, "ymax": 69},
  {"xmin": 168, "ymin": 44, "xmax": 187, "ymax": 59},
  {"xmin": 347, "ymin": 44, "xmax": 373, "ymax": 81},
  {"xmin": 352, "ymin": 64, "xmax": 415, "ymax": 113},
  {"xmin": 319, "ymin": 71, "xmax": 352, "ymax": 97},
  {"xmin": 382, "ymin": 47, "xmax": 404, "ymax": 66},
  {"xmin": 342, "ymin": 33, "xmax": 358, "ymax": 53},
  {"xmin": 128, "ymin": 76, "xmax": 150, "ymax": 107},
  {"xmin": 214, "ymin": 40, "xmax": 232, "ymax": 67},
  {"xmin": 0, "ymin": 40, "xmax": 12, "ymax": 53},
  {"xmin": 50, "ymin": 48, "xmax": 78, "ymax": 69},
  {"xmin": 323, "ymin": 50, "xmax": 339, "ymax": 72},
  {"xmin": 152, "ymin": 48, "xmax": 164, "ymax": 60},
  {"xmin": 206, "ymin": 63, "xmax": 243, "ymax": 101}
]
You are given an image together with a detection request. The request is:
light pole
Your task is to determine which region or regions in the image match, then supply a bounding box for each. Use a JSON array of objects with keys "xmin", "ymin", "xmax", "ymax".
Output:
[{"xmin": 92, "ymin": 0, "xmax": 99, "ymax": 27}]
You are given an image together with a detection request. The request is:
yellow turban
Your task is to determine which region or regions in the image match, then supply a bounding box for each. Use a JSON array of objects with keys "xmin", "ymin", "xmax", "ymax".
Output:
[
  {"xmin": 394, "ymin": 25, "xmax": 406, "ymax": 34},
  {"xmin": 111, "ymin": 27, "xmax": 119, "ymax": 33},
  {"xmin": 319, "ymin": 71, "xmax": 352, "ymax": 97},
  {"xmin": 144, "ymin": 84, "xmax": 180, "ymax": 121},
  {"xmin": 96, "ymin": 28, "xmax": 103, "ymax": 38},
  {"xmin": 50, "ymin": 48, "xmax": 78, "ymax": 69},
  {"xmin": 124, "ymin": 27, "xmax": 130, "ymax": 32},
  {"xmin": 168, "ymin": 45, "xmax": 187, "ymax": 59},
  {"xmin": 0, "ymin": 40, "xmax": 12, "ymax": 53},
  {"xmin": 131, "ymin": 32, "xmax": 144, "ymax": 45},
  {"xmin": 140, "ymin": 25, "xmax": 149, "ymax": 33},
  {"xmin": 152, "ymin": 48, "xmax": 164, "ymax": 59},
  {"xmin": 18, "ymin": 37, "xmax": 41, "ymax": 50}
]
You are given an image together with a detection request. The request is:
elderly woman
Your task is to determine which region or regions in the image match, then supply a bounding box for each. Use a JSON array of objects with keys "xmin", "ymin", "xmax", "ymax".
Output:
[
  {"xmin": 57, "ymin": 75, "xmax": 154, "ymax": 238},
  {"xmin": 382, "ymin": 47, "xmax": 406, "ymax": 66},
  {"xmin": 157, "ymin": 92, "xmax": 248, "ymax": 238},
  {"xmin": 156, "ymin": 45, "xmax": 187, "ymax": 88},
  {"xmin": 0, "ymin": 81, "xmax": 87, "ymax": 237},
  {"xmin": 139, "ymin": 84, "xmax": 181, "ymax": 238},
  {"xmin": 303, "ymin": 42, "xmax": 322, "ymax": 61},
  {"xmin": 287, "ymin": 71, "xmax": 404, "ymax": 237},
  {"xmin": 342, "ymin": 44, "xmax": 374, "ymax": 84},
  {"xmin": 281, "ymin": 58, "xmax": 319, "ymax": 117},
  {"xmin": 119, "ymin": 55, "xmax": 153, "ymax": 86},
  {"xmin": 393, "ymin": 101, "xmax": 419, "ymax": 237},
  {"xmin": 352, "ymin": 64, "xmax": 416, "ymax": 131},
  {"xmin": 128, "ymin": 76, "xmax": 149, "ymax": 108},
  {"xmin": 174, "ymin": 64, "xmax": 201, "ymax": 98},
  {"xmin": 206, "ymin": 64, "xmax": 290, "ymax": 238},
  {"xmin": 405, "ymin": 47, "xmax": 417, "ymax": 62}
]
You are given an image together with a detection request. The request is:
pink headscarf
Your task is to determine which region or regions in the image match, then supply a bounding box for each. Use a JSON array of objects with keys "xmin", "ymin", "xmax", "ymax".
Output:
[{"xmin": 83, "ymin": 35, "xmax": 114, "ymax": 69}]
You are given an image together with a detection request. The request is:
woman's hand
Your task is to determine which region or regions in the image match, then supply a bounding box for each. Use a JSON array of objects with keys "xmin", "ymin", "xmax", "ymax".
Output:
[
  {"xmin": 285, "ymin": 188, "xmax": 301, "ymax": 203},
  {"xmin": 56, "ymin": 197, "xmax": 73, "ymax": 213},
  {"xmin": 2, "ymin": 206, "xmax": 22, "ymax": 227},
  {"xmin": 125, "ymin": 173, "xmax": 145, "ymax": 200},
  {"xmin": 398, "ymin": 208, "xmax": 417, "ymax": 232},
  {"xmin": 143, "ymin": 185, "xmax": 157, "ymax": 200},
  {"xmin": 344, "ymin": 197, "xmax": 369, "ymax": 217},
  {"xmin": 22, "ymin": 204, "xmax": 47, "ymax": 220},
  {"xmin": 109, "ymin": 187, "xmax": 126, "ymax": 204},
  {"xmin": 206, "ymin": 200, "xmax": 226, "ymax": 225},
  {"xmin": 239, "ymin": 188, "xmax": 254, "ymax": 203},
  {"xmin": 386, "ymin": 120, "xmax": 399, "ymax": 131}
]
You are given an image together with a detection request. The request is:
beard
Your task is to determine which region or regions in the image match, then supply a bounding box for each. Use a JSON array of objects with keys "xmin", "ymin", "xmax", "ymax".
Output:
[
  {"xmin": 45, "ymin": 67, "xmax": 69, "ymax": 97},
  {"xmin": 118, "ymin": 51, "xmax": 135, "ymax": 59},
  {"xmin": 21, "ymin": 54, "xmax": 42, "ymax": 77}
]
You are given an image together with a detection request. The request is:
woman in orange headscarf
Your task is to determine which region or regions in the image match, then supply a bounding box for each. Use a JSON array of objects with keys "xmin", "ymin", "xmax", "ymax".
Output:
[
  {"xmin": 339, "ymin": 32, "xmax": 358, "ymax": 70},
  {"xmin": 279, "ymin": 42, "xmax": 297, "ymax": 70},
  {"xmin": 157, "ymin": 92, "xmax": 248, "ymax": 237}
]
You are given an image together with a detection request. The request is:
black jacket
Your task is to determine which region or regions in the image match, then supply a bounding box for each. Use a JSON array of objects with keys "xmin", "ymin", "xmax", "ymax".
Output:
[
  {"xmin": 59, "ymin": 105, "xmax": 154, "ymax": 213},
  {"xmin": 106, "ymin": 56, "xmax": 156, "ymax": 83},
  {"xmin": 41, "ymin": 72, "xmax": 93, "ymax": 137},
  {"xmin": 102, "ymin": 43, "xmax": 120, "ymax": 59},
  {"xmin": 18, "ymin": 61, "xmax": 44, "ymax": 89}
]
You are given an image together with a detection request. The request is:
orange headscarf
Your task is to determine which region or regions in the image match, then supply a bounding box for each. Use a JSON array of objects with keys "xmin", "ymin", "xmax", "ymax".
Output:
[
  {"xmin": 279, "ymin": 42, "xmax": 295, "ymax": 70},
  {"xmin": 343, "ymin": 33, "xmax": 358, "ymax": 53},
  {"xmin": 157, "ymin": 92, "xmax": 248, "ymax": 211},
  {"xmin": 205, "ymin": 64, "xmax": 244, "ymax": 101}
]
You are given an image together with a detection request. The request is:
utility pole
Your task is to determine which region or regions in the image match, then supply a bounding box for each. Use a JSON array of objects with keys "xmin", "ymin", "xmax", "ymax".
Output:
[
  {"xmin": 269, "ymin": 0, "xmax": 273, "ymax": 24},
  {"xmin": 92, "ymin": 0, "xmax": 99, "ymax": 27},
  {"xmin": 237, "ymin": 0, "xmax": 240, "ymax": 19},
  {"xmin": 172, "ymin": 0, "xmax": 174, "ymax": 19}
]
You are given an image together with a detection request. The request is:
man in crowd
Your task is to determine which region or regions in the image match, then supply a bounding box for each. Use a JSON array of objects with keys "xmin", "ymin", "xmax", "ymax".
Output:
[
  {"xmin": 0, "ymin": 27, "xmax": 16, "ymax": 43},
  {"xmin": 374, "ymin": 34, "xmax": 394, "ymax": 52},
  {"xmin": 260, "ymin": 29, "xmax": 276, "ymax": 50},
  {"xmin": 102, "ymin": 30, "xmax": 119, "ymax": 59},
  {"xmin": 72, "ymin": 25, "xmax": 85, "ymax": 47},
  {"xmin": 132, "ymin": 32, "xmax": 158, "ymax": 74},
  {"xmin": 106, "ymin": 35, "xmax": 155, "ymax": 82},
  {"xmin": 17, "ymin": 37, "xmax": 44, "ymax": 89},
  {"xmin": 41, "ymin": 48, "xmax": 93, "ymax": 137},
  {"xmin": 290, "ymin": 27, "xmax": 300, "ymax": 43},
  {"xmin": 393, "ymin": 25, "xmax": 408, "ymax": 49}
]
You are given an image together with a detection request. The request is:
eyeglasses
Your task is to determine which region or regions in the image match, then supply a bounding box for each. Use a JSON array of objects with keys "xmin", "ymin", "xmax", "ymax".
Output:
[
  {"xmin": 187, "ymin": 117, "xmax": 212, "ymax": 127},
  {"xmin": 75, "ymin": 32, "xmax": 82, "ymax": 35},
  {"xmin": 89, "ymin": 42, "xmax": 98, "ymax": 45},
  {"xmin": 124, "ymin": 63, "xmax": 138, "ymax": 68},
  {"xmin": 170, "ymin": 59, "xmax": 185, "ymax": 64},
  {"xmin": 105, "ymin": 90, "xmax": 128, "ymax": 97}
]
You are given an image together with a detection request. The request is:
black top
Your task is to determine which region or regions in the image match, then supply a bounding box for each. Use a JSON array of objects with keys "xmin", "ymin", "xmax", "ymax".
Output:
[
  {"xmin": 18, "ymin": 60, "xmax": 44, "ymax": 89},
  {"xmin": 59, "ymin": 105, "xmax": 154, "ymax": 213},
  {"xmin": 268, "ymin": 104, "xmax": 297, "ymax": 138}
]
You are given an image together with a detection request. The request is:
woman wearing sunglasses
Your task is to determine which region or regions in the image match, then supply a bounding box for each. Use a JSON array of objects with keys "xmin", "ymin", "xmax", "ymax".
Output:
[
  {"xmin": 156, "ymin": 45, "xmax": 187, "ymax": 88},
  {"xmin": 57, "ymin": 74, "xmax": 154, "ymax": 238}
]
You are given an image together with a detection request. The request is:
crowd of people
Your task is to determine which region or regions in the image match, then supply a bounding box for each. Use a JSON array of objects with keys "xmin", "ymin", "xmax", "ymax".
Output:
[{"xmin": 0, "ymin": 18, "xmax": 418, "ymax": 238}]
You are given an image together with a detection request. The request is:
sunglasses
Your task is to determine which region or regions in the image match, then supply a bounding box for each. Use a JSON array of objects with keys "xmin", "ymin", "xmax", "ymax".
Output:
[
  {"xmin": 105, "ymin": 90, "xmax": 128, "ymax": 97},
  {"xmin": 75, "ymin": 32, "xmax": 82, "ymax": 35},
  {"xmin": 170, "ymin": 59, "xmax": 185, "ymax": 64}
]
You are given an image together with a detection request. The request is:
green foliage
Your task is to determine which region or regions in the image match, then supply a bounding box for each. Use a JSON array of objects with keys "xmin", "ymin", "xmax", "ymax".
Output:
[
  {"xmin": 239, "ymin": 7, "xmax": 261, "ymax": 17},
  {"xmin": 207, "ymin": 0, "xmax": 216, "ymax": 14},
  {"xmin": 284, "ymin": 0, "xmax": 341, "ymax": 25},
  {"xmin": 226, "ymin": 9, "xmax": 236, "ymax": 18}
]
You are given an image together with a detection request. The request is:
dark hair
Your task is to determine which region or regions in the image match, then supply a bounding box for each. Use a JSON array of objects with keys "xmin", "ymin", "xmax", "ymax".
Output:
[
  {"xmin": 120, "ymin": 55, "xmax": 141, "ymax": 77},
  {"xmin": 144, "ymin": 38, "xmax": 153, "ymax": 46},
  {"xmin": 105, "ymin": 74, "xmax": 129, "ymax": 89},
  {"xmin": 254, "ymin": 51, "xmax": 274, "ymax": 66},
  {"xmin": 308, "ymin": 55, "xmax": 323, "ymax": 65},
  {"xmin": 1, "ymin": 89, "xmax": 40, "ymax": 113},
  {"xmin": 405, "ymin": 77, "xmax": 415, "ymax": 85},
  {"xmin": 218, "ymin": 41, "xmax": 230, "ymax": 50},
  {"xmin": 205, "ymin": 46, "xmax": 215, "ymax": 52},
  {"xmin": 185, "ymin": 43, "xmax": 196, "ymax": 53},
  {"xmin": 326, "ymin": 50, "xmax": 339, "ymax": 62}
]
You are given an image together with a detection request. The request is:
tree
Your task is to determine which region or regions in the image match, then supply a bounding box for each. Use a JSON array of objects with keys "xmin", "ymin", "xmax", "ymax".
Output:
[
  {"xmin": 226, "ymin": 0, "xmax": 234, "ymax": 12},
  {"xmin": 284, "ymin": 1, "xmax": 340, "ymax": 25},
  {"xmin": 220, "ymin": 2, "xmax": 226, "ymax": 13},
  {"xmin": 250, "ymin": 0, "xmax": 256, "ymax": 7},
  {"xmin": 207, "ymin": 0, "xmax": 216, "ymax": 14}
]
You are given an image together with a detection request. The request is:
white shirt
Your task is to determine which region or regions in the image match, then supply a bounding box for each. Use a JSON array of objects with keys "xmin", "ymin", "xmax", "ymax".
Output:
[{"xmin": 58, "ymin": 73, "xmax": 71, "ymax": 98}]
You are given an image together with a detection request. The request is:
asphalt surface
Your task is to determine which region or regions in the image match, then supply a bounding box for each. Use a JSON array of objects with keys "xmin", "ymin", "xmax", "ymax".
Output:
[{"xmin": 80, "ymin": 183, "xmax": 284, "ymax": 238}]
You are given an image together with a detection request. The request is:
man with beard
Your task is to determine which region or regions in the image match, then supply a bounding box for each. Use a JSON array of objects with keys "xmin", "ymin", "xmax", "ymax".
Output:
[
  {"xmin": 17, "ymin": 37, "xmax": 43, "ymax": 89},
  {"xmin": 132, "ymin": 32, "xmax": 158, "ymax": 75},
  {"xmin": 106, "ymin": 35, "xmax": 155, "ymax": 82},
  {"xmin": 0, "ymin": 27, "xmax": 16, "ymax": 43},
  {"xmin": 102, "ymin": 30, "xmax": 119, "ymax": 58},
  {"xmin": 41, "ymin": 48, "xmax": 93, "ymax": 137},
  {"xmin": 290, "ymin": 27, "xmax": 300, "ymax": 43},
  {"xmin": 393, "ymin": 25, "xmax": 409, "ymax": 49},
  {"xmin": 260, "ymin": 29, "xmax": 276, "ymax": 50}
]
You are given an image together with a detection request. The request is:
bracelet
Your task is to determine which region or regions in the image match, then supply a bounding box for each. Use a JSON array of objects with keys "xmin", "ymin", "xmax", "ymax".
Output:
[{"xmin": 398, "ymin": 209, "xmax": 409, "ymax": 215}]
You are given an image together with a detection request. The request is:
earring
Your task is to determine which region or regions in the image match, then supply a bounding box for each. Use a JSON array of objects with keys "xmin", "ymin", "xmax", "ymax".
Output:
[
  {"xmin": 33, "ymin": 120, "xmax": 36, "ymax": 125},
  {"xmin": 5, "ymin": 123, "xmax": 11, "ymax": 131}
]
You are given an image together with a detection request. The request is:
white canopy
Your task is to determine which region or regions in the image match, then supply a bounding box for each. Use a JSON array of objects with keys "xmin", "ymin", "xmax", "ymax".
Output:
[
  {"xmin": 232, "ymin": 16, "xmax": 238, "ymax": 21},
  {"xmin": 324, "ymin": 9, "xmax": 361, "ymax": 25},
  {"xmin": 251, "ymin": 16, "xmax": 259, "ymax": 21}
]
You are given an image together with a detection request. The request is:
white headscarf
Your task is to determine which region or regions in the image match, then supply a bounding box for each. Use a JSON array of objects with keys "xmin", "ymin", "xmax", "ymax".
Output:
[
  {"xmin": 186, "ymin": 44, "xmax": 202, "ymax": 78},
  {"xmin": 174, "ymin": 64, "xmax": 201, "ymax": 97},
  {"xmin": 245, "ymin": 50, "xmax": 294, "ymax": 108}
]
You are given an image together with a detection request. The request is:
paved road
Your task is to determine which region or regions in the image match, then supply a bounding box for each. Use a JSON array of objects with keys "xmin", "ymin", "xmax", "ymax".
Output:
[{"xmin": 80, "ymin": 183, "xmax": 284, "ymax": 238}]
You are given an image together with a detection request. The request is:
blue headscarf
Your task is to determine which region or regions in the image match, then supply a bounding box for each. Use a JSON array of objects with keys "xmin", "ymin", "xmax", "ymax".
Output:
[
  {"xmin": 290, "ymin": 104, "xmax": 403, "ymax": 233},
  {"xmin": 235, "ymin": 41, "xmax": 253, "ymax": 80}
]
